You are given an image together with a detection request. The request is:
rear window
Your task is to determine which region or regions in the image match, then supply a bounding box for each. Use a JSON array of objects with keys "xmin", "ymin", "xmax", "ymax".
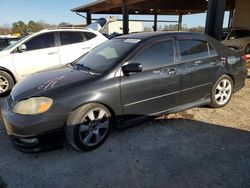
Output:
[
  {"xmin": 178, "ymin": 40, "xmax": 209, "ymax": 61},
  {"xmin": 59, "ymin": 32, "xmax": 84, "ymax": 45}
]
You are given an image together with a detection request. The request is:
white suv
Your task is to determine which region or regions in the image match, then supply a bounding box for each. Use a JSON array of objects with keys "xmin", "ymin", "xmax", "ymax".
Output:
[{"xmin": 0, "ymin": 28, "xmax": 107, "ymax": 94}]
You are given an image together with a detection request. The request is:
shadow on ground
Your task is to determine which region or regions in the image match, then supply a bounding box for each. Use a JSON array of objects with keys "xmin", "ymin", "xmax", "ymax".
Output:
[{"xmin": 0, "ymin": 117, "xmax": 249, "ymax": 188}]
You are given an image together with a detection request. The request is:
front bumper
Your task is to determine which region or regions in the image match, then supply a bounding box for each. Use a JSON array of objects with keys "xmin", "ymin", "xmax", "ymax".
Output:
[{"xmin": 2, "ymin": 96, "xmax": 68, "ymax": 152}]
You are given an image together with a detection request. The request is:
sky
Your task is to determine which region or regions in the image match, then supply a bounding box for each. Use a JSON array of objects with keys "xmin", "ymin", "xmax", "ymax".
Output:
[{"xmin": 0, "ymin": 0, "xmax": 229, "ymax": 28}]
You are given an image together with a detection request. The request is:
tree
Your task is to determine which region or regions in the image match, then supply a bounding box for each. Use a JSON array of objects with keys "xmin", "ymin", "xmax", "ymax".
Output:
[{"xmin": 12, "ymin": 21, "xmax": 27, "ymax": 36}]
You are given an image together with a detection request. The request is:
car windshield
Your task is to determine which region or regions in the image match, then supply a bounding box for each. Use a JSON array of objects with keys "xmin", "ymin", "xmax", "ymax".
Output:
[{"xmin": 76, "ymin": 38, "xmax": 140, "ymax": 74}]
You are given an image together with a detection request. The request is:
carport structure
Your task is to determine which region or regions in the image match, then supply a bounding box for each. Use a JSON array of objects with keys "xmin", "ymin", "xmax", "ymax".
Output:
[{"xmin": 71, "ymin": 0, "xmax": 236, "ymax": 40}]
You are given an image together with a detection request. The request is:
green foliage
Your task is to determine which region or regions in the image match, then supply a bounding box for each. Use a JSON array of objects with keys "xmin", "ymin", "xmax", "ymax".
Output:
[{"xmin": 0, "ymin": 20, "xmax": 68, "ymax": 35}]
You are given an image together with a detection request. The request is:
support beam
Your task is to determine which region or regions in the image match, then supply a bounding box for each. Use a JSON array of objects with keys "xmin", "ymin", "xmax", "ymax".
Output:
[
  {"xmin": 122, "ymin": 0, "xmax": 129, "ymax": 34},
  {"xmin": 178, "ymin": 14, "xmax": 182, "ymax": 31},
  {"xmin": 153, "ymin": 14, "xmax": 158, "ymax": 31},
  {"xmin": 86, "ymin": 12, "xmax": 92, "ymax": 25},
  {"xmin": 205, "ymin": 0, "xmax": 227, "ymax": 40},
  {"xmin": 228, "ymin": 10, "xmax": 234, "ymax": 28}
]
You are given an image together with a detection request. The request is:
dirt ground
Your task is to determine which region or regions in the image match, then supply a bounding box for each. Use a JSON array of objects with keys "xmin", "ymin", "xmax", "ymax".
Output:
[{"xmin": 0, "ymin": 76, "xmax": 249, "ymax": 188}]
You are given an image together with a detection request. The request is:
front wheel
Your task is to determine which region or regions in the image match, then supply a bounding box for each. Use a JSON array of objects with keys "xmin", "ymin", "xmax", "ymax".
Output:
[
  {"xmin": 210, "ymin": 75, "xmax": 233, "ymax": 108},
  {"xmin": 65, "ymin": 103, "xmax": 112, "ymax": 151},
  {"xmin": 0, "ymin": 71, "xmax": 14, "ymax": 95}
]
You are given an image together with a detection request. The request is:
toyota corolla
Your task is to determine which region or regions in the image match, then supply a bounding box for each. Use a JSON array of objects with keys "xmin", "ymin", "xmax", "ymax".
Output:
[{"xmin": 2, "ymin": 32, "xmax": 247, "ymax": 152}]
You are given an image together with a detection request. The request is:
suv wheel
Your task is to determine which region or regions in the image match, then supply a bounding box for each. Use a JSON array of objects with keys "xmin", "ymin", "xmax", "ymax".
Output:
[
  {"xmin": 65, "ymin": 103, "xmax": 112, "ymax": 151},
  {"xmin": 210, "ymin": 75, "xmax": 233, "ymax": 108},
  {"xmin": 0, "ymin": 71, "xmax": 14, "ymax": 95}
]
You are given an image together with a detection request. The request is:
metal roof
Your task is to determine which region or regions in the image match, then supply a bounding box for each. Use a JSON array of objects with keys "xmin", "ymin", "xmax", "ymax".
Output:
[{"xmin": 71, "ymin": 0, "xmax": 235, "ymax": 15}]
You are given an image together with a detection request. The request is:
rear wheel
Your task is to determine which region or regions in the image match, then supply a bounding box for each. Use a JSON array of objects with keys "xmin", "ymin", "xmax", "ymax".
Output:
[
  {"xmin": 65, "ymin": 103, "xmax": 112, "ymax": 151},
  {"xmin": 245, "ymin": 44, "xmax": 250, "ymax": 54},
  {"xmin": 0, "ymin": 70, "xmax": 14, "ymax": 95},
  {"xmin": 210, "ymin": 75, "xmax": 233, "ymax": 108}
]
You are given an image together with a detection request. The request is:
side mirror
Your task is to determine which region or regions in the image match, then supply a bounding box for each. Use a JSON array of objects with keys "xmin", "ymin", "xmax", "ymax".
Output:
[
  {"xmin": 122, "ymin": 63, "xmax": 142, "ymax": 75},
  {"xmin": 17, "ymin": 44, "xmax": 27, "ymax": 53},
  {"xmin": 229, "ymin": 36, "xmax": 235, "ymax": 40}
]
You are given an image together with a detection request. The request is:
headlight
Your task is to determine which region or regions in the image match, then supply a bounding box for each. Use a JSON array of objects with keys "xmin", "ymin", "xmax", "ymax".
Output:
[{"xmin": 13, "ymin": 97, "xmax": 53, "ymax": 115}]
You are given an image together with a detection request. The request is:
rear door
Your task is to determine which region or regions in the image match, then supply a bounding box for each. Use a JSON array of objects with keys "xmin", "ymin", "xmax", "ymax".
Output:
[
  {"xmin": 13, "ymin": 32, "xmax": 60, "ymax": 79},
  {"xmin": 176, "ymin": 38, "xmax": 222, "ymax": 104},
  {"xmin": 120, "ymin": 38, "xmax": 181, "ymax": 115},
  {"xmin": 58, "ymin": 31, "xmax": 92, "ymax": 64}
]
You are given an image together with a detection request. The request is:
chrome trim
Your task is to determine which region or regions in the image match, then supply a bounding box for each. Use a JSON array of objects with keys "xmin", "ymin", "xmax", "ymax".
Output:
[
  {"xmin": 124, "ymin": 82, "xmax": 212, "ymax": 107},
  {"xmin": 124, "ymin": 91, "xmax": 180, "ymax": 107},
  {"xmin": 181, "ymin": 82, "xmax": 212, "ymax": 92}
]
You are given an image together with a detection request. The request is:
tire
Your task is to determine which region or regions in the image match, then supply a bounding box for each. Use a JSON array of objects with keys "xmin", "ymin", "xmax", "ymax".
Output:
[
  {"xmin": 210, "ymin": 75, "xmax": 233, "ymax": 108},
  {"xmin": 0, "ymin": 70, "xmax": 14, "ymax": 95},
  {"xmin": 245, "ymin": 44, "xmax": 250, "ymax": 54},
  {"xmin": 65, "ymin": 103, "xmax": 112, "ymax": 151}
]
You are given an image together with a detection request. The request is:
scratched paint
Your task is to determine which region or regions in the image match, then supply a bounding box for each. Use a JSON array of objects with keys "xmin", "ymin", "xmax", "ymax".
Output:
[{"xmin": 38, "ymin": 76, "xmax": 65, "ymax": 90}]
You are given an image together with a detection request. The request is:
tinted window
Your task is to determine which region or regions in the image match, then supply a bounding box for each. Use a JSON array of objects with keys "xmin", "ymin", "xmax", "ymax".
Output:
[
  {"xmin": 59, "ymin": 32, "xmax": 84, "ymax": 45},
  {"xmin": 178, "ymin": 40, "xmax": 209, "ymax": 61},
  {"xmin": 25, "ymin": 33, "xmax": 55, "ymax": 51},
  {"xmin": 131, "ymin": 41, "xmax": 174, "ymax": 71},
  {"xmin": 235, "ymin": 30, "xmax": 250, "ymax": 38},
  {"xmin": 84, "ymin": 32, "xmax": 96, "ymax": 40}
]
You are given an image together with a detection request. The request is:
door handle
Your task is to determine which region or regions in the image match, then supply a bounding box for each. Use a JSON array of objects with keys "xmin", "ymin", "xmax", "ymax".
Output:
[
  {"xmin": 48, "ymin": 52, "xmax": 57, "ymax": 55},
  {"xmin": 168, "ymin": 68, "xmax": 177, "ymax": 76},
  {"xmin": 82, "ymin": 47, "xmax": 91, "ymax": 50}
]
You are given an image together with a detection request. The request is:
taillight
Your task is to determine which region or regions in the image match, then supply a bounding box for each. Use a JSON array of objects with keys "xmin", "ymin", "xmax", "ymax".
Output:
[{"xmin": 242, "ymin": 54, "xmax": 247, "ymax": 63}]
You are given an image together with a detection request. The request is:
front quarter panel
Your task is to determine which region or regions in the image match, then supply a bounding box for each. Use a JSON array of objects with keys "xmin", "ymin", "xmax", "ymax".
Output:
[
  {"xmin": 46, "ymin": 75, "xmax": 122, "ymax": 117},
  {"xmin": 0, "ymin": 53, "xmax": 18, "ymax": 80}
]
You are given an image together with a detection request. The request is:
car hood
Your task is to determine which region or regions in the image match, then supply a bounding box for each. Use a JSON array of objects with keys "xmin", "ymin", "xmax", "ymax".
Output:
[{"xmin": 11, "ymin": 65, "xmax": 98, "ymax": 101}]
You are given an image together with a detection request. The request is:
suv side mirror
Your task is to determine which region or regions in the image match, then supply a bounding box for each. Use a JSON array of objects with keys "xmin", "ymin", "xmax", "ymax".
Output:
[
  {"xmin": 122, "ymin": 63, "xmax": 142, "ymax": 75},
  {"xmin": 17, "ymin": 44, "xmax": 27, "ymax": 53}
]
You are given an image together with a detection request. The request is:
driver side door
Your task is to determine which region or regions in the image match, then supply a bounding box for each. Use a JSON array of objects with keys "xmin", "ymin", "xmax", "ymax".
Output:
[{"xmin": 120, "ymin": 39, "xmax": 181, "ymax": 116}]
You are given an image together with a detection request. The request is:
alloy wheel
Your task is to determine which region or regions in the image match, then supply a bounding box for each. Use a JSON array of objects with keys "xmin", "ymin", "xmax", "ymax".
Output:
[
  {"xmin": 79, "ymin": 108, "xmax": 109, "ymax": 146},
  {"xmin": 0, "ymin": 75, "xmax": 9, "ymax": 94},
  {"xmin": 214, "ymin": 79, "xmax": 232, "ymax": 106}
]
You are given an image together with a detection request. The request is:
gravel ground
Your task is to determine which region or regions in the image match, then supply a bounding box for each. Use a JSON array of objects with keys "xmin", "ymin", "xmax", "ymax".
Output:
[{"xmin": 0, "ymin": 78, "xmax": 249, "ymax": 188}]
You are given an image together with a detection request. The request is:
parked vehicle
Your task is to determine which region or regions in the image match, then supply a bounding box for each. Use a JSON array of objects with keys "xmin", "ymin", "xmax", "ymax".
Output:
[
  {"xmin": 221, "ymin": 27, "xmax": 250, "ymax": 55},
  {"xmin": 0, "ymin": 28, "xmax": 107, "ymax": 94},
  {"xmin": 2, "ymin": 32, "xmax": 247, "ymax": 152},
  {"xmin": 0, "ymin": 37, "xmax": 20, "ymax": 51}
]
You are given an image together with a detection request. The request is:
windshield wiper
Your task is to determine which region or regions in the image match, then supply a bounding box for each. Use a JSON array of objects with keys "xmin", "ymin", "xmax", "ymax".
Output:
[{"xmin": 71, "ymin": 63, "xmax": 100, "ymax": 75}]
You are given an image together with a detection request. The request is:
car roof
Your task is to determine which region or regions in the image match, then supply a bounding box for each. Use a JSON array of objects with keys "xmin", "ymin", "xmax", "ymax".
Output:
[
  {"xmin": 38, "ymin": 27, "xmax": 94, "ymax": 33},
  {"xmin": 116, "ymin": 31, "xmax": 206, "ymax": 41}
]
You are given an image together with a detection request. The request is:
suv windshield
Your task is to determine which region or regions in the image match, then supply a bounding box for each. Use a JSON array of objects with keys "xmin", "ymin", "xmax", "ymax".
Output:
[{"xmin": 76, "ymin": 39, "xmax": 139, "ymax": 73}]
